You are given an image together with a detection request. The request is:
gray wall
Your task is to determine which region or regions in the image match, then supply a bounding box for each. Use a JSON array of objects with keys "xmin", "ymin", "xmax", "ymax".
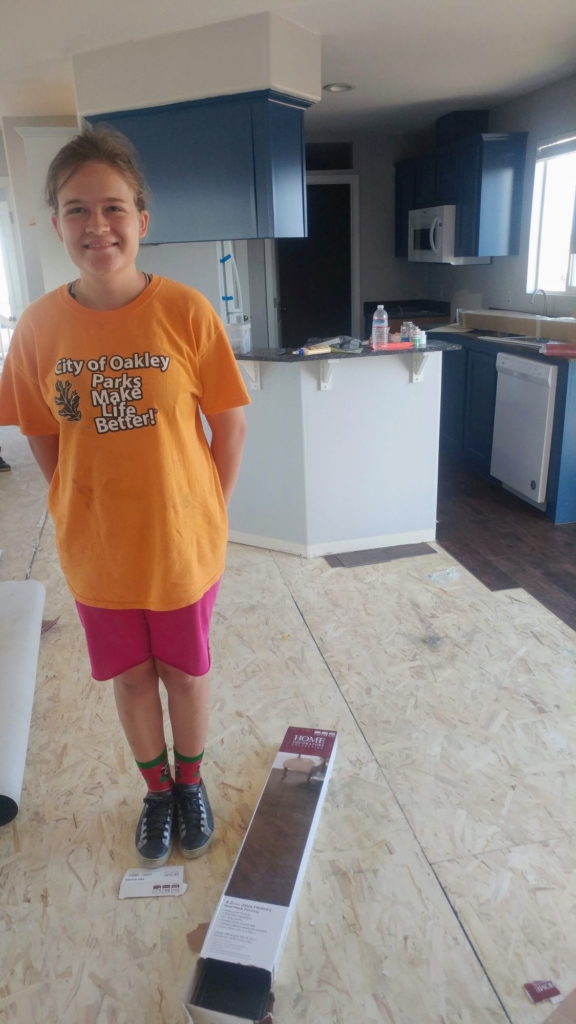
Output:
[
  {"xmin": 0, "ymin": 133, "xmax": 8, "ymax": 177},
  {"xmin": 424, "ymin": 73, "xmax": 576, "ymax": 317},
  {"xmin": 308, "ymin": 72, "xmax": 576, "ymax": 318},
  {"xmin": 305, "ymin": 129, "xmax": 431, "ymax": 308}
]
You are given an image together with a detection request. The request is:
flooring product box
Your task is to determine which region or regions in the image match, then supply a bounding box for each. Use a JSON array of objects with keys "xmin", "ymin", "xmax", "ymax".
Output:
[{"xmin": 183, "ymin": 726, "xmax": 338, "ymax": 1024}]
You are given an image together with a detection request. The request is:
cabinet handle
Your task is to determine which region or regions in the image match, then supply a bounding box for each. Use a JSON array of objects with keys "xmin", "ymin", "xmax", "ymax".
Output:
[{"xmin": 430, "ymin": 217, "xmax": 439, "ymax": 254}]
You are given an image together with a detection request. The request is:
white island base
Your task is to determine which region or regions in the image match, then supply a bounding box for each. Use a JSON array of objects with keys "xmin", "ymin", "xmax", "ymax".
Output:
[{"xmin": 228, "ymin": 349, "xmax": 448, "ymax": 558}]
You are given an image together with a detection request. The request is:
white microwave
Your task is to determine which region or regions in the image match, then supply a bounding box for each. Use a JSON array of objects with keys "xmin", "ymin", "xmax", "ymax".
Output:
[{"xmin": 408, "ymin": 206, "xmax": 490, "ymax": 265}]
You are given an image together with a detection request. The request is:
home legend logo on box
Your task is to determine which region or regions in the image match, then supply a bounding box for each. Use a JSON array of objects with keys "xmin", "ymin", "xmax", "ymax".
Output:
[{"xmin": 281, "ymin": 727, "xmax": 337, "ymax": 758}]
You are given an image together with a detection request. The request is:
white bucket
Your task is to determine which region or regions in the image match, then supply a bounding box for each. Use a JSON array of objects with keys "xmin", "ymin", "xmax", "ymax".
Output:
[{"xmin": 226, "ymin": 323, "xmax": 252, "ymax": 354}]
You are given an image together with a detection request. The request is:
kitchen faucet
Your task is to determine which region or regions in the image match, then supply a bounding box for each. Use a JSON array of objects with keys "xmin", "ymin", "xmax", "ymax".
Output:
[{"xmin": 530, "ymin": 287, "xmax": 548, "ymax": 317}]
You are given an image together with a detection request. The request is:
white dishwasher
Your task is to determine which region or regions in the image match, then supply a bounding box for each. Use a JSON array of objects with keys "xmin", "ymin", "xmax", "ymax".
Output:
[{"xmin": 490, "ymin": 353, "xmax": 557, "ymax": 505}]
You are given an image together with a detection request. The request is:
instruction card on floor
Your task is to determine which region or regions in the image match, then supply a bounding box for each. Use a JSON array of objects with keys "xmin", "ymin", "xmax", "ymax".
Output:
[{"xmin": 118, "ymin": 865, "xmax": 186, "ymax": 899}]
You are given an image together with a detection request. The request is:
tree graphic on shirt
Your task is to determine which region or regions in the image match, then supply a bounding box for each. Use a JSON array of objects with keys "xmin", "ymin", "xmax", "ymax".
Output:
[{"xmin": 54, "ymin": 380, "xmax": 82, "ymax": 421}]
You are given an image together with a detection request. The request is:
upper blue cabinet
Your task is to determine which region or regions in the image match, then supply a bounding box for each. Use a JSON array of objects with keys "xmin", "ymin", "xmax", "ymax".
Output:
[
  {"xmin": 88, "ymin": 91, "xmax": 309, "ymax": 242},
  {"xmin": 395, "ymin": 132, "xmax": 527, "ymax": 258}
]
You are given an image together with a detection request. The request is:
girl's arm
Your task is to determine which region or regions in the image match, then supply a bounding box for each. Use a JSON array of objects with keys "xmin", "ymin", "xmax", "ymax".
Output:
[
  {"xmin": 28, "ymin": 435, "xmax": 59, "ymax": 485},
  {"xmin": 205, "ymin": 407, "xmax": 247, "ymax": 506}
]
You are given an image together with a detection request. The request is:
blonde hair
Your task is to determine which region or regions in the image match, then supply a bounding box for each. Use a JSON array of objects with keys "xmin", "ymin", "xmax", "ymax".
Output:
[{"xmin": 45, "ymin": 124, "xmax": 148, "ymax": 213}]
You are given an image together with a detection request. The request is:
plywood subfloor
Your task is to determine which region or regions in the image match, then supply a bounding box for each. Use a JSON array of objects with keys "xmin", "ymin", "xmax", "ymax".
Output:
[
  {"xmin": 0, "ymin": 428, "xmax": 48, "ymax": 583},
  {"xmin": 1, "ymin": 424, "xmax": 576, "ymax": 1024}
]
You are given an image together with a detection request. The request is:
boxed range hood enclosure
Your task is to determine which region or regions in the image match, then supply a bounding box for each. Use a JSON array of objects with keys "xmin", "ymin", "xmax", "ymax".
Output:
[{"xmin": 183, "ymin": 726, "xmax": 337, "ymax": 1024}]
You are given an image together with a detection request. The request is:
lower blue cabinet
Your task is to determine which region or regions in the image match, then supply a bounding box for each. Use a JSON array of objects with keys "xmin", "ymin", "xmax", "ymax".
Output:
[
  {"xmin": 463, "ymin": 349, "xmax": 498, "ymax": 474},
  {"xmin": 440, "ymin": 344, "xmax": 498, "ymax": 477},
  {"xmin": 440, "ymin": 347, "xmax": 467, "ymax": 458}
]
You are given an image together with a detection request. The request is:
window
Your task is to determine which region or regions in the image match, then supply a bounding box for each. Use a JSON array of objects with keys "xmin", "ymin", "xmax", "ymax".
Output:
[{"xmin": 527, "ymin": 133, "xmax": 576, "ymax": 294}]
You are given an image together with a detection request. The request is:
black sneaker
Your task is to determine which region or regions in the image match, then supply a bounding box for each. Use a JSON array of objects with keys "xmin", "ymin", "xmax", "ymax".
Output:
[
  {"xmin": 135, "ymin": 790, "xmax": 175, "ymax": 867},
  {"xmin": 0, "ymin": 449, "xmax": 10, "ymax": 472},
  {"xmin": 174, "ymin": 781, "xmax": 214, "ymax": 858}
]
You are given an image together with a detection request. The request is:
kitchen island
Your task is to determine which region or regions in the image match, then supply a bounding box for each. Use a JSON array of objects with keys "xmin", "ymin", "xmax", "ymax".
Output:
[{"xmin": 227, "ymin": 342, "xmax": 460, "ymax": 556}]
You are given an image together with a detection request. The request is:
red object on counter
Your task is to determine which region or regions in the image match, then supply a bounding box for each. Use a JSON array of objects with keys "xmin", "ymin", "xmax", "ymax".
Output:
[
  {"xmin": 539, "ymin": 343, "xmax": 576, "ymax": 358},
  {"xmin": 371, "ymin": 341, "xmax": 415, "ymax": 351}
]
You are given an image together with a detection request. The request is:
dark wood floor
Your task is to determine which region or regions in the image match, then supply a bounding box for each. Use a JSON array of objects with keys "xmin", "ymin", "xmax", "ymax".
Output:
[{"xmin": 436, "ymin": 458, "xmax": 576, "ymax": 632}]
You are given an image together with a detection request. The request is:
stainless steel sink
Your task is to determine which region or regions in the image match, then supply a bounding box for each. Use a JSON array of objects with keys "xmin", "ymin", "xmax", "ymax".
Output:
[{"xmin": 477, "ymin": 335, "xmax": 543, "ymax": 349}]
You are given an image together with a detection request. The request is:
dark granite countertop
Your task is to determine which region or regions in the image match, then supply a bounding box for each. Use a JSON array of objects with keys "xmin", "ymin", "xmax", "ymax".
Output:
[
  {"xmin": 236, "ymin": 342, "xmax": 461, "ymax": 364},
  {"xmin": 429, "ymin": 328, "xmax": 576, "ymax": 361}
]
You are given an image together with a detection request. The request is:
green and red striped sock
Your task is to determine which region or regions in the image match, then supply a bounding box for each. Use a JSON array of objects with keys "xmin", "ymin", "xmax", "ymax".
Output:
[
  {"xmin": 174, "ymin": 748, "xmax": 204, "ymax": 786},
  {"xmin": 135, "ymin": 747, "xmax": 173, "ymax": 793}
]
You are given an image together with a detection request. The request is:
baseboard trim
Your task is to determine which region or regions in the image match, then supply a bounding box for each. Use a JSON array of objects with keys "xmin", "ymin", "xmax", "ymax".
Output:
[{"xmin": 228, "ymin": 529, "xmax": 437, "ymax": 559}]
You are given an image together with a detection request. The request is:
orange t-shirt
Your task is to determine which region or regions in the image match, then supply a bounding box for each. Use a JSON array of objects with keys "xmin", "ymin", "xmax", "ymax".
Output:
[{"xmin": 0, "ymin": 277, "xmax": 251, "ymax": 610}]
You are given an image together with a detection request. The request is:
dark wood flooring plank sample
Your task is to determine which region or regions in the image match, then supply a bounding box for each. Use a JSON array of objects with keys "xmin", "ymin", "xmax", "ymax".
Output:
[{"xmin": 226, "ymin": 770, "xmax": 322, "ymax": 907}]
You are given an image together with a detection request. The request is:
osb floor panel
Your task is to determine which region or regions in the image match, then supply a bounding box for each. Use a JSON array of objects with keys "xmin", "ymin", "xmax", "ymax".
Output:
[
  {"xmin": 1, "ymin": 426, "xmax": 576, "ymax": 1024},
  {"xmin": 0, "ymin": 428, "xmax": 48, "ymax": 583}
]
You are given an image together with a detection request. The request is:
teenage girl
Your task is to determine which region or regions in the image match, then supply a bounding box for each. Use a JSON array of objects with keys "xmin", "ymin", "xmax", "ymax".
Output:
[{"xmin": 0, "ymin": 126, "xmax": 250, "ymax": 866}]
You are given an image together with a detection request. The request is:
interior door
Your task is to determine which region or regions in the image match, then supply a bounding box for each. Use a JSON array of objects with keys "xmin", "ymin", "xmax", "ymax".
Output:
[{"xmin": 276, "ymin": 183, "xmax": 352, "ymax": 349}]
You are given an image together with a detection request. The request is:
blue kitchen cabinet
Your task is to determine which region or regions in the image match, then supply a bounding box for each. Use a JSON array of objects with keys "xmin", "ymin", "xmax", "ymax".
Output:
[
  {"xmin": 440, "ymin": 347, "xmax": 467, "ymax": 457},
  {"xmin": 438, "ymin": 331, "xmax": 576, "ymax": 523},
  {"xmin": 463, "ymin": 349, "xmax": 498, "ymax": 476},
  {"xmin": 440, "ymin": 344, "xmax": 498, "ymax": 474},
  {"xmin": 395, "ymin": 132, "xmax": 527, "ymax": 258},
  {"xmin": 413, "ymin": 154, "xmax": 436, "ymax": 207},
  {"xmin": 251, "ymin": 97, "xmax": 307, "ymax": 239},
  {"xmin": 435, "ymin": 148, "xmax": 459, "ymax": 204},
  {"xmin": 455, "ymin": 134, "xmax": 527, "ymax": 257},
  {"xmin": 88, "ymin": 91, "xmax": 308, "ymax": 242}
]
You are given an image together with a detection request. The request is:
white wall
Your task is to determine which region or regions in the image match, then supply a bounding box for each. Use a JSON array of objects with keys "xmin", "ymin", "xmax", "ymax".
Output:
[
  {"xmin": 424, "ymin": 73, "xmax": 576, "ymax": 317},
  {"xmin": 73, "ymin": 13, "xmax": 321, "ymax": 116},
  {"xmin": 1, "ymin": 114, "xmax": 78, "ymax": 305},
  {"xmin": 18, "ymin": 127, "xmax": 79, "ymax": 294},
  {"xmin": 136, "ymin": 239, "xmax": 251, "ymax": 323}
]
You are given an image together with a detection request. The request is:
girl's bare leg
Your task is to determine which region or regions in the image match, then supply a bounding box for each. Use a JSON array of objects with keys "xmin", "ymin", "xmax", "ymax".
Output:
[
  {"xmin": 155, "ymin": 659, "xmax": 210, "ymax": 759},
  {"xmin": 113, "ymin": 658, "xmax": 166, "ymax": 761}
]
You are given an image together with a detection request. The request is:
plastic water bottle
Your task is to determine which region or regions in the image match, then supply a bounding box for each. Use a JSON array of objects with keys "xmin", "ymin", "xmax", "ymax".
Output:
[{"xmin": 371, "ymin": 305, "xmax": 388, "ymax": 350}]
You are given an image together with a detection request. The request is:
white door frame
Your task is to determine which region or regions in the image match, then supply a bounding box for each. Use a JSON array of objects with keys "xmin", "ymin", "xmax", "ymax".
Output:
[
  {"xmin": 0, "ymin": 177, "xmax": 25, "ymax": 318},
  {"xmin": 265, "ymin": 172, "xmax": 362, "ymax": 347}
]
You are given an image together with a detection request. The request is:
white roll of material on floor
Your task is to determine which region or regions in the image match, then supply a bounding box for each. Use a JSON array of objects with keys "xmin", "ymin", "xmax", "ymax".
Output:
[{"xmin": 0, "ymin": 580, "xmax": 45, "ymax": 825}]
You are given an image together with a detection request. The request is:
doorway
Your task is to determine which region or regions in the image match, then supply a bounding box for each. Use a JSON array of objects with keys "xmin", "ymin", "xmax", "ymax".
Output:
[{"xmin": 273, "ymin": 174, "xmax": 360, "ymax": 349}]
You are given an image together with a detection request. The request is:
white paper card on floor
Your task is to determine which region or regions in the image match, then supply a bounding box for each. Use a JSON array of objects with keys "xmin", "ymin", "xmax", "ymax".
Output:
[
  {"xmin": 118, "ymin": 865, "xmax": 187, "ymax": 899},
  {"xmin": 0, "ymin": 579, "xmax": 45, "ymax": 825}
]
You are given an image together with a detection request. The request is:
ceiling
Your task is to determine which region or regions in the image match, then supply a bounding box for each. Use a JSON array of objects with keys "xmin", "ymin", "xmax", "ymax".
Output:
[{"xmin": 1, "ymin": 0, "xmax": 576, "ymax": 133}]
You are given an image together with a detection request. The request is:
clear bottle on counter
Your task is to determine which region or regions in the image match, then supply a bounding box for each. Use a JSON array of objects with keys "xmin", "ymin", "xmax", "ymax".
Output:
[
  {"xmin": 400, "ymin": 321, "xmax": 412, "ymax": 343},
  {"xmin": 371, "ymin": 305, "xmax": 389, "ymax": 350}
]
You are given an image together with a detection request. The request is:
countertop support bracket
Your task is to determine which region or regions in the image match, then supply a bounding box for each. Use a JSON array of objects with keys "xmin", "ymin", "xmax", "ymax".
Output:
[
  {"xmin": 318, "ymin": 360, "xmax": 336, "ymax": 391},
  {"xmin": 241, "ymin": 360, "xmax": 262, "ymax": 390},
  {"xmin": 410, "ymin": 352, "xmax": 430, "ymax": 383}
]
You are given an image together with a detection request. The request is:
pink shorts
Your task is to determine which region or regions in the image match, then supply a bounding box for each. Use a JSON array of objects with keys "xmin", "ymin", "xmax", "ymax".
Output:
[{"xmin": 75, "ymin": 581, "xmax": 220, "ymax": 681}]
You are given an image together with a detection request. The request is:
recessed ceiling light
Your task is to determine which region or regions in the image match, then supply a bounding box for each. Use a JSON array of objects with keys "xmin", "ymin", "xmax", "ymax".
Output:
[{"xmin": 323, "ymin": 83, "xmax": 355, "ymax": 93}]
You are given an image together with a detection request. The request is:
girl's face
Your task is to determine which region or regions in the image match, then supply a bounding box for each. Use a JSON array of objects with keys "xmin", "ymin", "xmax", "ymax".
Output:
[{"xmin": 52, "ymin": 161, "xmax": 149, "ymax": 278}]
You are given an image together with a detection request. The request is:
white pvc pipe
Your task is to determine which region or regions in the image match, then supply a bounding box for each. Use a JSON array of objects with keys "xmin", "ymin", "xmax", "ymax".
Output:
[{"xmin": 0, "ymin": 580, "xmax": 45, "ymax": 824}]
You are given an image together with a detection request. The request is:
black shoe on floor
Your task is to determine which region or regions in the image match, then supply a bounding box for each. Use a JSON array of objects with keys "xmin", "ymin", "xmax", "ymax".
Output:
[
  {"xmin": 175, "ymin": 780, "xmax": 214, "ymax": 858},
  {"xmin": 0, "ymin": 449, "xmax": 10, "ymax": 472},
  {"xmin": 135, "ymin": 789, "xmax": 175, "ymax": 867}
]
